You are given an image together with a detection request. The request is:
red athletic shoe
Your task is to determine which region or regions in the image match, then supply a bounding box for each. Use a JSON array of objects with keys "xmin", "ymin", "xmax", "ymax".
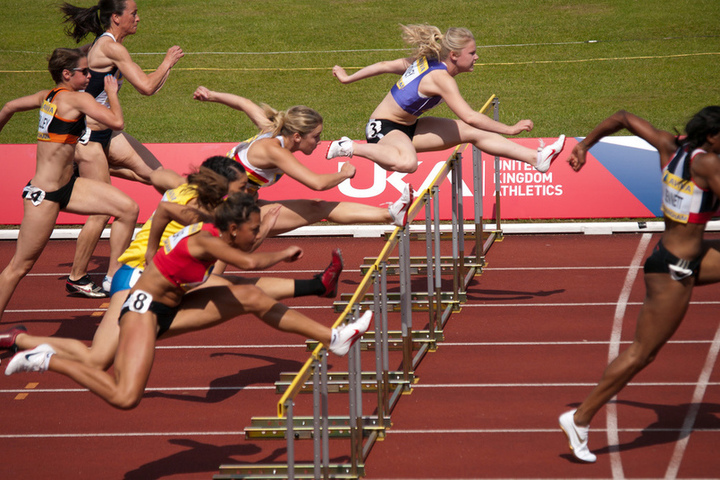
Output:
[
  {"xmin": 318, "ymin": 248, "xmax": 343, "ymax": 298},
  {"xmin": 0, "ymin": 325, "xmax": 27, "ymax": 352}
]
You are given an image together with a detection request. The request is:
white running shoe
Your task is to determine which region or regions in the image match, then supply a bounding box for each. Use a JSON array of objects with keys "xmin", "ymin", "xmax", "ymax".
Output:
[
  {"xmin": 535, "ymin": 134, "xmax": 566, "ymax": 173},
  {"xmin": 388, "ymin": 183, "xmax": 414, "ymax": 227},
  {"xmin": 559, "ymin": 409, "xmax": 597, "ymax": 463},
  {"xmin": 326, "ymin": 136, "xmax": 354, "ymax": 159},
  {"xmin": 329, "ymin": 310, "xmax": 373, "ymax": 356},
  {"xmin": 102, "ymin": 275, "xmax": 113, "ymax": 294},
  {"xmin": 5, "ymin": 344, "xmax": 56, "ymax": 376}
]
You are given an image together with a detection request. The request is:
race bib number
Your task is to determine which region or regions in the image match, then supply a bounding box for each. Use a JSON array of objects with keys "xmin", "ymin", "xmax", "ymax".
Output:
[
  {"xmin": 37, "ymin": 99, "xmax": 57, "ymax": 141},
  {"xmin": 395, "ymin": 56, "xmax": 429, "ymax": 90},
  {"xmin": 78, "ymin": 127, "xmax": 91, "ymax": 145},
  {"xmin": 661, "ymin": 170, "xmax": 693, "ymax": 224},
  {"xmin": 163, "ymin": 222, "xmax": 203, "ymax": 254},
  {"xmin": 22, "ymin": 185, "xmax": 46, "ymax": 206},
  {"xmin": 122, "ymin": 289, "xmax": 153, "ymax": 314},
  {"xmin": 365, "ymin": 120, "xmax": 384, "ymax": 140}
]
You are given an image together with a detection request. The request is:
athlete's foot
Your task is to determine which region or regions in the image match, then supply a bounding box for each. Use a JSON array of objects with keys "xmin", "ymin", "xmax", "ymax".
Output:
[
  {"xmin": 317, "ymin": 248, "xmax": 343, "ymax": 298},
  {"xmin": 329, "ymin": 310, "xmax": 373, "ymax": 356},
  {"xmin": 0, "ymin": 325, "xmax": 27, "ymax": 353},
  {"xmin": 535, "ymin": 135, "xmax": 566, "ymax": 173},
  {"xmin": 102, "ymin": 275, "xmax": 113, "ymax": 295},
  {"xmin": 5, "ymin": 344, "xmax": 55, "ymax": 376},
  {"xmin": 559, "ymin": 409, "xmax": 597, "ymax": 463},
  {"xmin": 66, "ymin": 275, "xmax": 108, "ymax": 298},
  {"xmin": 326, "ymin": 136, "xmax": 354, "ymax": 159},
  {"xmin": 388, "ymin": 183, "xmax": 414, "ymax": 226}
]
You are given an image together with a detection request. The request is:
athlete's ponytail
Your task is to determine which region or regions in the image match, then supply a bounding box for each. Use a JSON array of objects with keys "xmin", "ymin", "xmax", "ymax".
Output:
[
  {"xmin": 401, "ymin": 24, "xmax": 475, "ymax": 61},
  {"xmin": 60, "ymin": 0, "xmax": 128, "ymax": 42},
  {"xmin": 185, "ymin": 167, "xmax": 229, "ymax": 212},
  {"xmin": 263, "ymin": 104, "xmax": 323, "ymax": 139}
]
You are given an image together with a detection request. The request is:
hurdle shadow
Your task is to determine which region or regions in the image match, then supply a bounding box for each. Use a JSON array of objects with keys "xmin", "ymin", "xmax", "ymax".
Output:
[
  {"xmin": 466, "ymin": 287, "xmax": 565, "ymax": 301},
  {"xmin": 143, "ymin": 352, "xmax": 304, "ymax": 404},
  {"xmin": 123, "ymin": 439, "xmax": 351, "ymax": 480}
]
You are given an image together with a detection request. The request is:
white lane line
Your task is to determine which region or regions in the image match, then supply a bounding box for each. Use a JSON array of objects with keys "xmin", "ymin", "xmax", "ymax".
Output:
[
  {"xmin": 664, "ymin": 320, "xmax": 720, "ymax": 479},
  {"xmin": 0, "ymin": 431, "xmax": 246, "ymax": 439},
  {"xmin": 5, "ymin": 381, "xmax": 715, "ymax": 395},
  {"xmin": 4, "ymin": 427, "xmax": 720, "ymax": 441},
  {"xmin": 7, "ymin": 300, "xmax": 719, "ymax": 315},
  {"xmin": 386, "ymin": 427, "xmax": 720, "ymax": 435},
  {"xmin": 607, "ymin": 233, "xmax": 652, "ymax": 479}
]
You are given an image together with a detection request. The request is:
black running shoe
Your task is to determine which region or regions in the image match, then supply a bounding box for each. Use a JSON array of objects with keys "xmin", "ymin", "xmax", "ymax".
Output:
[{"xmin": 65, "ymin": 275, "xmax": 108, "ymax": 298}]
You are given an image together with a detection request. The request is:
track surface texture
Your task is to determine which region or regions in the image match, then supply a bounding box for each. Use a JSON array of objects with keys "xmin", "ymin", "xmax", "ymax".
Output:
[{"xmin": 1, "ymin": 232, "xmax": 718, "ymax": 479}]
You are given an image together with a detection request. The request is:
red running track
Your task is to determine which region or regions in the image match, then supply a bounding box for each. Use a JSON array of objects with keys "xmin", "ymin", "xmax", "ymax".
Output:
[{"xmin": 0, "ymin": 232, "xmax": 719, "ymax": 479}]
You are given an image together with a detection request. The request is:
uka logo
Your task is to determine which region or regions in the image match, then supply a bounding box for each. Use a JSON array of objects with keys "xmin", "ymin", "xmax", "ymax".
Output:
[
  {"xmin": 337, "ymin": 161, "xmax": 475, "ymax": 198},
  {"xmin": 336, "ymin": 157, "xmax": 563, "ymax": 199}
]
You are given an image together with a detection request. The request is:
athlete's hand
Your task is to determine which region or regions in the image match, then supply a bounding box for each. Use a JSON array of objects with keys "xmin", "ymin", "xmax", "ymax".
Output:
[
  {"xmin": 508, "ymin": 119, "xmax": 534, "ymax": 135},
  {"xmin": 284, "ymin": 246, "xmax": 303, "ymax": 263},
  {"xmin": 332, "ymin": 65, "xmax": 350, "ymax": 84},
  {"xmin": 340, "ymin": 161, "xmax": 356, "ymax": 179},
  {"xmin": 193, "ymin": 86, "xmax": 212, "ymax": 102},
  {"xmin": 103, "ymin": 75, "xmax": 119, "ymax": 96},
  {"xmin": 164, "ymin": 46, "xmax": 184, "ymax": 67},
  {"xmin": 569, "ymin": 142, "xmax": 588, "ymax": 172}
]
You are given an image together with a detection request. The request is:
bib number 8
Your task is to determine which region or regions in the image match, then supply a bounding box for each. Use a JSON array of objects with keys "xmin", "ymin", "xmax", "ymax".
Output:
[{"xmin": 123, "ymin": 289, "xmax": 153, "ymax": 314}]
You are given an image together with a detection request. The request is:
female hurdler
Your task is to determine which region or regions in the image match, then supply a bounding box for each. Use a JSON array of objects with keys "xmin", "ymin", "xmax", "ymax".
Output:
[
  {"xmin": 60, "ymin": 0, "xmax": 185, "ymax": 296},
  {"xmin": 0, "ymin": 48, "xmax": 137, "ymax": 322},
  {"xmin": 328, "ymin": 24, "xmax": 565, "ymax": 174},
  {"xmin": 560, "ymin": 107, "xmax": 720, "ymax": 462},
  {"xmin": 6, "ymin": 193, "xmax": 372, "ymax": 410}
]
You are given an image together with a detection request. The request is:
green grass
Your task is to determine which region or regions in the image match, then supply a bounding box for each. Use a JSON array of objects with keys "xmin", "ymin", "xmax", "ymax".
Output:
[{"xmin": 1, "ymin": 0, "xmax": 719, "ymax": 144}]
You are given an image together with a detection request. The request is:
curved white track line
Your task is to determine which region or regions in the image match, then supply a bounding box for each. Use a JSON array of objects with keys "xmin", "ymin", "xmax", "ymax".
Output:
[
  {"xmin": 607, "ymin": 233, "xmax": 652, "ymax": 479},
  {"xmin": 664, "ymin": 321, "xmax": 720, "ymax": 479}
]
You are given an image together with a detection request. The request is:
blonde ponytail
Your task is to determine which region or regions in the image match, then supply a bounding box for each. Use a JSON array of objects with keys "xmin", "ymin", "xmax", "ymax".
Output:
[
  {"xmin": 401, "ymin": 24, "xmax": 475, "ymax": 61},
  {"xmin": 263, "ymin": 104, "xmax": 323, "ymax": 138}
]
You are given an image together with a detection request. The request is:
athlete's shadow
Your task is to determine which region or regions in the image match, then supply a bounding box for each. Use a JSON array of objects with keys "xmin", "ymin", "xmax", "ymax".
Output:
[
  {"xmin": 143, "ymin": 352, "xmax": 304, "ymax": 404},
  {"xmin": 582, "ymin": 399, "xmax": 720, "ymax": 457}
]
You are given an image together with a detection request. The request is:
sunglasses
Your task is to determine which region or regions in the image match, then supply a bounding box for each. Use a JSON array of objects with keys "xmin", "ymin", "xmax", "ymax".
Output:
[{"xmin": 72, "ymin": 67, "xmax": 90, "ymax": 76}]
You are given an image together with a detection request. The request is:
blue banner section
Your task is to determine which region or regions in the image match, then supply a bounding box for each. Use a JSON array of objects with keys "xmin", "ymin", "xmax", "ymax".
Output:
[{"xmin": 581, "ymin": 137, "xmax": 663, "ymax": 216}]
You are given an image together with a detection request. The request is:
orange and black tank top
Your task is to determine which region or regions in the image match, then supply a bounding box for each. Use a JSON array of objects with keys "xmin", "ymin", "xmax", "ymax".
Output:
[{"xmin": 37, "ymin": 88, "xmax": 86, "ymax": 144}]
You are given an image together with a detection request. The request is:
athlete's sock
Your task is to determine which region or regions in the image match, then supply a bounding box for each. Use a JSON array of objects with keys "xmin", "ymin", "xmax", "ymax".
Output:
[{"xmin": 293, "ymin": 277, "xmax": 324, "ymax": 297}]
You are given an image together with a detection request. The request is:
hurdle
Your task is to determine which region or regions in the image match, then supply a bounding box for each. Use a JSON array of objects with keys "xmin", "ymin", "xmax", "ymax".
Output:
[{"xmin": 214, "ymin": 96, "xmax": 503, "ymax": 479}]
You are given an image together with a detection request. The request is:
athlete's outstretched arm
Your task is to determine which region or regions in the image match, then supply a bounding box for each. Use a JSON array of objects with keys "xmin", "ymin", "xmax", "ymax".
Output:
[
  {"xmin": 569, "ymin": 110, "xmax": 677, "ymax": 172},
  {"xmin": 0, "ymin": 90, "xmax": 47, "ymax": 132},
  {"xmin": 193, "ymin": 86, "xmax": 271, "ymax": 131},
  {"xmin": 105, "ymin": 41, "xmax": 183, "ymax": 96},
  {"xmin": 332, "ymin": 57, "xmax": 411, "ymax": 84}
]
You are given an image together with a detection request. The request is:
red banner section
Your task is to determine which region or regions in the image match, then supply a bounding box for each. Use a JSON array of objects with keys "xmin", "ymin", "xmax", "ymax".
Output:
[{"xmin": 0, "ymin": 137, "xmax": 661, "ymax": 225}]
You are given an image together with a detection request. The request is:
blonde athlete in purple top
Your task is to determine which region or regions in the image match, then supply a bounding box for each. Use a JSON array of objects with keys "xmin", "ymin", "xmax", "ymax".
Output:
[{"xmin": 328, "ymin": 24, "xmax": 565, "ymax": 174}]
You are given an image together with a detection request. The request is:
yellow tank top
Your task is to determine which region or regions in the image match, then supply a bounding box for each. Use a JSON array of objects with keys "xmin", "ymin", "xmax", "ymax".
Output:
[{"xmin": 117, "ymin": 184, "xmax": 198, "ymax": 268}]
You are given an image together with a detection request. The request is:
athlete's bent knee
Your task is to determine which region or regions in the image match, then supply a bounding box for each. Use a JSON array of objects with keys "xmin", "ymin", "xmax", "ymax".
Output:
[
  {"xmin": 236, "ymin": 284, "xmax": 273, "ymax": 314},
  {"xmin": 111, "ymin": 390, "xmax": 144, "ymax": 410},
  {"xmin": 393, "ymin": 156, "xmax": 419, "ymax": 173}
]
